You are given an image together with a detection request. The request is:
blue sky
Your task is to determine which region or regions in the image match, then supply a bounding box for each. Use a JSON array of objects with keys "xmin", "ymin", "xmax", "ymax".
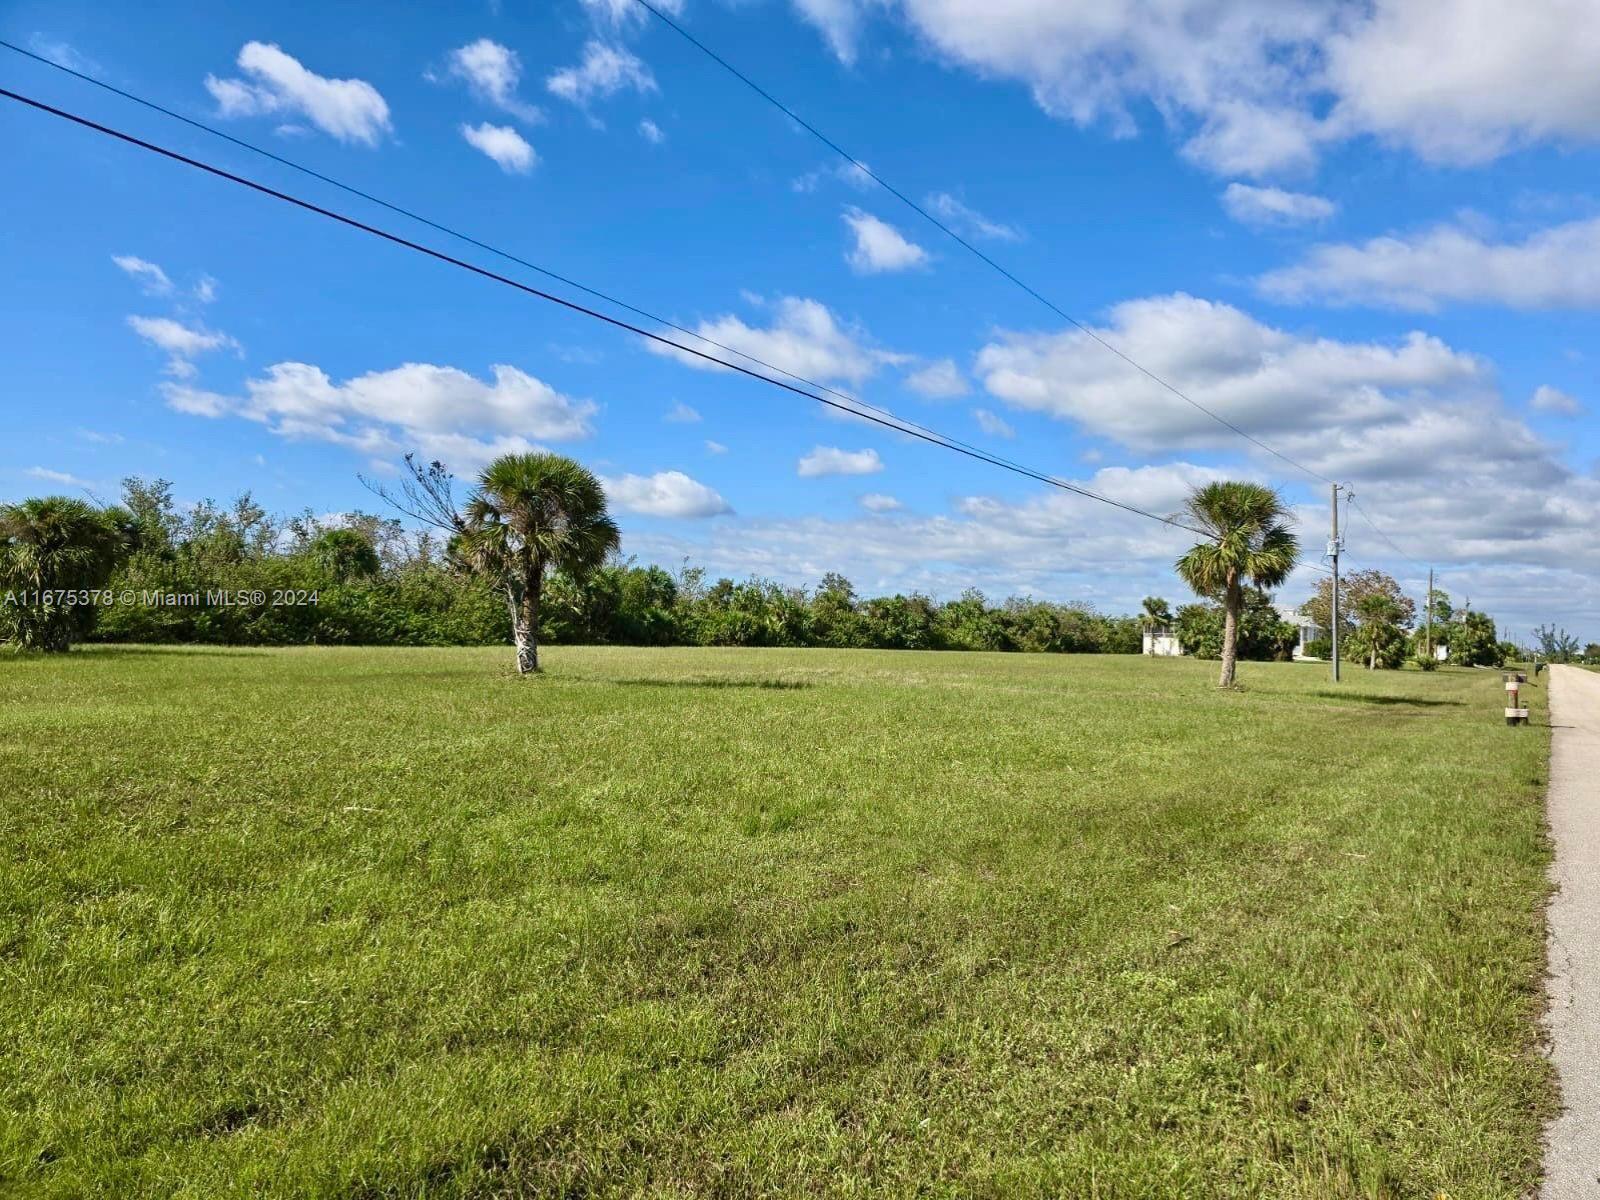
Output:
[{"xmin": 4, "ymin": 0, "xmax": 1599, "ymax": 637}]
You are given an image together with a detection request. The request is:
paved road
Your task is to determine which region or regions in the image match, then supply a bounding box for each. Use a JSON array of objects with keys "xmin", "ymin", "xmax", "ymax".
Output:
[{"xmin": 1544, "ymin": 664, "xmax": 1600, "ymax": 1198}]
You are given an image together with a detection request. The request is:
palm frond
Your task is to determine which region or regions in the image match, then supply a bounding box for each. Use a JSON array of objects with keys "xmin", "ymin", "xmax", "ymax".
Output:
[
  {"xmin": 461, "ymin": 453, "xmax": 620, "ymax": 588},
  {"xmin": 1176, "ymin": 480, "xmax": 1300, "ymax": 598}
]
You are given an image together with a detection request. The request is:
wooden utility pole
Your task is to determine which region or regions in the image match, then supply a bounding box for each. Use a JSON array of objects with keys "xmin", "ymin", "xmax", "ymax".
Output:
[{"xmin": 1330, "ymin": 483, "xmax": 1342, "ymax": 684}]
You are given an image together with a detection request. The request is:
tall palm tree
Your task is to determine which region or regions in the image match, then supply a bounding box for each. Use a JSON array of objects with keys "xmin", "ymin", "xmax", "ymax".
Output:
[
  {"xmin": 1174, "ymin": 482, "xmax": 1299, "ymax": 688},
  {"xmin": 456, "ymin": 453, "xmax": 620, "ymax": 674},
  {"xmin": 0, "ymin": 496, "xmax": 128, "ymax": 652}
]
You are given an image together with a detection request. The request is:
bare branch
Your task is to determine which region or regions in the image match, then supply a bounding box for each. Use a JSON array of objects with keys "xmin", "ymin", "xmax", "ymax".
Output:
[{"xmin": 360, "ymin": 454, "xmax": 467, "ymax": 535}]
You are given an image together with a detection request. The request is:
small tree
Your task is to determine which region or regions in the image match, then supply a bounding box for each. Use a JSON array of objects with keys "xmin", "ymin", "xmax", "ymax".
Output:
[
  {"xmin": 1174, "ymin": 482, "xmax": 1299, "ymax": 688},
  {"xmin": 367, "ymin": 453, "xmax": 619, "ymax": 674},
  {"xmin": 861, "ymin": 593, "xmax": 938, "ymax": 650},
  {"xmin": 1534, "ymin": 624, "xmax": 1582, "ymax": 664},
  {"xmin": 120, "ymin": 476, "xmax": 180, "ymax": 557},
  {"xmin": 1139, "ymin": 596, "xmax": 1173, "ymax": 652},
  {"xmin": 1348, "ymin": 592, "xmax": 1408, "ymax": 669},
  {"xmin": 1301, "ymin": 569, "xmax": 1416, "ymax": 644},
  {"xmin": 812, "ymin": 573, "xmax": 869, "ymax": 648},
  {"xmin": 0, "ymin": 497, "xmax": 129, "ymax": 652},
  {"xmin": 1451, "ymin": 610, "xmax": 1503, "ymax": 667}
]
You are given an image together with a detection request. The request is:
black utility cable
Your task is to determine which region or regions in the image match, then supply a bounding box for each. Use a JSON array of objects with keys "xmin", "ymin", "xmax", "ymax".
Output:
[
  {"xmin": 0, "ymin": 86, "xmax": 1211, "ymax": 537},
  {"xmin": 630, "ymin": 0, "xmax": 1338, "ymax": 487},
  {"xmin": 1347, "ymin": 495, "xmax": 1429, "ymax": 574},
  {"xmin": 0, "ymin": 36, "xmax": 1123, "ymax": 501}
]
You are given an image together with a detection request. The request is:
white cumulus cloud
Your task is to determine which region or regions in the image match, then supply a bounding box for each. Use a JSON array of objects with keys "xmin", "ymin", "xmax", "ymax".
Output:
[
  {"xmin": 547, "ymin": 41, "xmax": 656, "ymax": 105},
  {"xmin": 798, "ymin": 0, "xmax": 1600, "ymax": 175},
  {"xmin": 605, "ymin": 470, "xmax": 731, "ymax": 517},
  {"xmin": 859, "ymin": 492, "xmax": 903, "ymax": 512},
  {"xmin": 1531, "ymin": 385, "xmax": 1583, "ymax": 416},
  {"xmin": 798, "ymin": 445, "xmax": 883, "ymax": 478},
  {"xmin": 904, "ymin": 358, "xmax": 969, "ymax": 399},
  {"xmin": 162, "ymin": 361, "xmax": 595, "ymax": 472},
  {"xmin": 790, "ymin": 0, "xmax": 871, "ymax": 63},
  {"xmin": 1258, "ymin": 215, "xmax": 1600, "ymax": 311},
  {"xmin": 1323, "ymin": 0, "xmax": 1600, "ymax": 165},
  {"xmin": 460, "ymin": 122, "xmax": 537, "ymax": 173},
  {"xmin": 649, "ymin": 296, "xmax": 889, "ymax": 386},
  {"xmin": 975, "ymin": 292, "xmax": 1486, "ymax": 456},
  {"xmin": 1221, "ymin": 183, "xmax": 1335, "ymax": 228},
  {"xmin": 843, "ymin": 207, "xmax": 929, "ymax": 274},
  {"xmin": 126, "ymin": 316, "xmax": 240, "ymax": 379},
  {"xmin": 206, "ymin": 42, "xmax": 391, "ymax": 145},
  {"xmin": 446, "ymin": 39, "xmax": 541, "ymax": 123},
  {"xmin": 112, "ymin": 255, "xmax": 173, "ymax": 296}
]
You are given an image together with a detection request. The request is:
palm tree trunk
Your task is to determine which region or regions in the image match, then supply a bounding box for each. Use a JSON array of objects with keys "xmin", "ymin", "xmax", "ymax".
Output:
[
  {"xmin": 501, "ymin": 579, "xmax": 533, "ymax": 675},
  {"xmin": 513, "ymin": 571, "xmax": 541, "ymax": 674},
  {"xmin": 1219, "ymin": 574, "xmax": 1240, "ymax": 688}
]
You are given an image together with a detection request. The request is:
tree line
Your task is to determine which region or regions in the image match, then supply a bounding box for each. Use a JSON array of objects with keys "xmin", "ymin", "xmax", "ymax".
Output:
[
  {"xmin": 2, "ymin": 454, "xmax": 1539, "ymax": 681},
  {"xmin": 0, "ymin": 473, "xmax": 1158, "ymax": 657}
]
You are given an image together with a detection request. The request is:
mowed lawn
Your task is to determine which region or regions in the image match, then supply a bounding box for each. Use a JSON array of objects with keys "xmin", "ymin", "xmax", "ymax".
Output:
[{"xmin": 0, "ymin": 646, "xmax": 1554, "ymax": 1198}]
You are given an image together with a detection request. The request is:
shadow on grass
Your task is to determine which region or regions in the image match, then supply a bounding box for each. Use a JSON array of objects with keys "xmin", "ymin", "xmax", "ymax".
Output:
[
  {"xmin": 616, "ymin": 677, "xmax": 813, "ymax": 691},
  {"xmin": 1312, "ymin": 690, "xmax": 1464, "ymax": 708},
  {"xmin": 77, "ymin": 644, "xmax": 270, "ymax": 657}
]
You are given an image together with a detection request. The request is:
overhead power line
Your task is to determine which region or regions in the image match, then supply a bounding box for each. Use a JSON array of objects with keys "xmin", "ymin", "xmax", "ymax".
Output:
[
  {"xmin": 0, "ymin": 37, "xmax": 1153, "ymax": 518},
  {"xmin": 0, "ymin": 38, "xmax": 962, "ymax": 457},
  {"xmin": 629, "ymin": 0, "xmax": 1338, "ymax": 488},
  {"xmin": 0, "ymin": 85, "xmax": 1213, "ymax": 539},
  {"xmin": 1346, "ymin": 495, "xmax": 1430, "ymax": 575}
]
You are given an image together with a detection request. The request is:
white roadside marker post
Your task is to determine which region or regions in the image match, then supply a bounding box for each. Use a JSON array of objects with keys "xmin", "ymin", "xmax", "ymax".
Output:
[{"xmin": 1504, "ymin": 671, "xmax": 1529, "ymax": 727}]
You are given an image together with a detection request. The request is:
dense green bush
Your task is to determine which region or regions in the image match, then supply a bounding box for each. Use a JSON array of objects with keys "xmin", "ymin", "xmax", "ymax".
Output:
[
  {"xmin": 1175, "ymin": 588, "xmax": 1299, "ymax": 662},
  {"xmin": 1349, "ymin": 618, "xmax": 1409, "ymax": 670},
  {"xmin": 1450, "ymin": 611, "xmax": 1505, "ymax": 668}
]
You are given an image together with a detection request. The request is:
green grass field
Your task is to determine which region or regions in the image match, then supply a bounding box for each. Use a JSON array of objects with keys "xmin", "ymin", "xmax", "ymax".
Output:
[{"xmin": 1, "ymin": 646, "xmax": 1554, "ymax": 1198}]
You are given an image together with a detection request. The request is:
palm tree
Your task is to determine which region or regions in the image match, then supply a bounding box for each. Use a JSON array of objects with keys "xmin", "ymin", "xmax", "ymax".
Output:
[
  {"xmin": 1139, "ymin": 595, "xmax": 1172, "ymax": 654},
  {"xmin": 1174, "ymin": 482, "xmax": 1299, "ymax": 688},
  {"xmin": 1352, "ymin": 591, "xmax": 1406, "ymax": 670},
  {"xmin": 455, "ymin": 453, "xmax": 620, "ymax": 674},
  {"xmin": 0, "ymin": 497, "xmax": 128, "ymax": 652},
  {"xmin": 308, "ymin": 528, "xmax": 381, "ymax": 583}
]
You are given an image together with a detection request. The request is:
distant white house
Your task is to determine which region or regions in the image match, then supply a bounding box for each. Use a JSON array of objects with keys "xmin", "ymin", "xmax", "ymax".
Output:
[
  {"xmin": 1142, "ymin": 625, "xmax": 1182, "ymax": 657},
  {"xmin": 1277, "ymin": 606, "xmax": 1325, "ymax": 661}
]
